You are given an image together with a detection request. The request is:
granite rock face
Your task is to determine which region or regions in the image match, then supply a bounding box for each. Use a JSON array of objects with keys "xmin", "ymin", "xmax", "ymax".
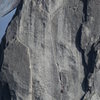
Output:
[
  {"xmin": 0, "ymin": 0, "xmax": 20, "ymax": 17},
  {"xmin": 0, "ymin": 0, "xmax": 100, "ymax": 100}
]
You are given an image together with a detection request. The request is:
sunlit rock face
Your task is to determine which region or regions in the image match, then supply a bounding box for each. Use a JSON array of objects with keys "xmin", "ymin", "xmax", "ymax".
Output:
[
  {"xmin": 0, "ymin": 0, "xmax": 100, "ymax": 100},
  {"xmin": 0, "ymin": 0, "xmax": 20, "ymax": 17},
  {"xmin": 0, "ymin": 0, "xmax": 84, "ymax": 100}
]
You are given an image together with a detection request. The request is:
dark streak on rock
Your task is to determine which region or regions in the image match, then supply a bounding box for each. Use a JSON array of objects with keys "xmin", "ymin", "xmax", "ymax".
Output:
[
  {"xmin": 0, "ymin": 35, "xmax": 11, "ymax": 100},
  {"xmin": 12, "ymin": 0, "xmax": 23, "ymax": 19},
  {"xmin": 29, "ymin": 0, "xmax": 33, "ymax": 26},
  {"xmin": 0, "ymin": 82, "xmax": 11, "ymax": 100},
  {"xmin": 75, "ymin": 24, "xmax": 97, "ymax": 100},
  {"xmin": 75, "ymin": 24, "xmax": 89, "ymax": 93},
  {"xmin": 81, "ymin": 0, "xmax": 89, "ymax": 22},
  {"xmin": 75, "ymin": 1, "xmax": 99, "ymax": 99},
  {"xmin": 75, "ymin": 1, "xmax": 98, "ymax": 99},
  {"xmin": 0, "ymin": 36, "xmax": 5, "ymax": 71}
]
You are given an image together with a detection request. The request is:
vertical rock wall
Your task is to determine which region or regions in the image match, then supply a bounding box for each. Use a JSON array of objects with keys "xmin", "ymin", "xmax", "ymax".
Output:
[{"xmin": 0, "ymin": 0, "xmax": 100, "ymax": 100}]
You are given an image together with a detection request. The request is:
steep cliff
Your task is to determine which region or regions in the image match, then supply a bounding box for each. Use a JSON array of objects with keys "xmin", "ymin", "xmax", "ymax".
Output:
[{"xmin": 0, "ymin": 0, "xmax": 100, "ymax": 100}]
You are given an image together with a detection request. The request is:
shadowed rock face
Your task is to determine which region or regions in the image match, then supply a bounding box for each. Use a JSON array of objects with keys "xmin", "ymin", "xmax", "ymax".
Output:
[{"xmin": 0, "ymin": 0, "xmax": 20, "ymax": 17}]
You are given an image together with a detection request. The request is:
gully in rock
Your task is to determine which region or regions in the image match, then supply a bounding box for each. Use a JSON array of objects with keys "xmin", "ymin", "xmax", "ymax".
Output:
[
  {"xmin": 75, "ymin": 0, "xmax": 98, "ymax": 99},
  {"xmin": 81, "ymin": 0, "xmax": 89, "ymax": 22},
  {"xmin": 76, "ymin": 24, "xmax": 97, "ymax": 100},
  {"xmin": 75, "ymin": 24, "xmax": 89, "ymax": 93}
]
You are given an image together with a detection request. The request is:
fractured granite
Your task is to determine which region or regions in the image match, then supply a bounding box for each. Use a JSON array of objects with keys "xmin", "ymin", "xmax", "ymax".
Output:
[{"xmin": 0, "ymin": 0, "xmax": 100, "ymax": 100}]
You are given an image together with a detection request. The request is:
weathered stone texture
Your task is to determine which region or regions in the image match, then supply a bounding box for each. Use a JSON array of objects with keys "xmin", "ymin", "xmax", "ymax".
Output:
[
  {"xmin": 0, "ymin": 0, "xmax": 20, "ymax": 17},
  {"xmin": 0, "ymin": 0, "xmax": 100, "ymax": 100}
]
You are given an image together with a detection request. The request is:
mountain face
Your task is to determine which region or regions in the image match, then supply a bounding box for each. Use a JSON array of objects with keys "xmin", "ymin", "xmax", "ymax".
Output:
[
  {"xmin": 0, "ymin": 0, "xmax": 100, "ymax": 100},
  {"xmin": 0, "ymin": 0, "xmax": 20, "ymax": 17}
]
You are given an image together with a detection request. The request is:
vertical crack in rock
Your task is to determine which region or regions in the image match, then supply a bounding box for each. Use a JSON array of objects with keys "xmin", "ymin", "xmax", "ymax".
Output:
[
  {"xmin": 76, "ymin": 24, "xmax": 97, "ymax": 100},
  {"xmin": 59, "ymin": 71, "xmax": 67, "ymax": 100},
  {"xmin": 59, "ymin": 72, "xmax": 64, "ymax": 94},
  {"xmin": 76, "ymin": 0, "xmax": 99, "ymax": 99},
  {"xmin": 75, "ymin": 24, "xmax": 88, "ymax": 92},
  {"xmin": 0, "ymin": 36, "xmax": 6, "ymax": 71},
  {"xmin": 11, "ymin": 0, "xmax": 23, "ymax": 19},
  {"xmin": 81, "ymin": 0, "xmax": 89, "ymax": 22}
]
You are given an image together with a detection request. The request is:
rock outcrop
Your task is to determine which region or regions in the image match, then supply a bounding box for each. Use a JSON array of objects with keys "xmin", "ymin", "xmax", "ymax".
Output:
[
  {"xmin": 0, "ymin": 0, "xmax": 20, "ymax": 17},
  {"xmin": 0, "ymin": 0, "xmax": 100, "ymax": 100}
]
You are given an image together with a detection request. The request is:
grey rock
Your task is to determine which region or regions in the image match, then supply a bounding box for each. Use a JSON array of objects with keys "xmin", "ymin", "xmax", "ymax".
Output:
[
  {"xmin": 0, "ymin": 0, "xmax": 20, "ymax": 17},
  {"xmin": 0, "ymin": 0, "xmax": 100, "ymax": 100}
]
